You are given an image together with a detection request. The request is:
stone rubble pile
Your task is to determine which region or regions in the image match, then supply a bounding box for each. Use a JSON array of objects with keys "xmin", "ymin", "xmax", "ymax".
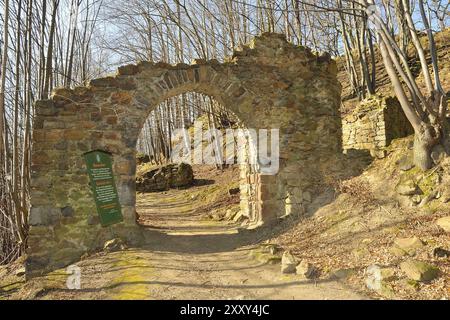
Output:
[{"xmin": 136, "ymin": 162, "xmax": 194, "ymax": 192}]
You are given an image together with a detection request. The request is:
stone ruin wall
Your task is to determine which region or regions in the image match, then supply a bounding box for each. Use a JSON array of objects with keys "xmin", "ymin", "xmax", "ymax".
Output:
[
  {"xmin": 27, "ymin": 33, "xmax": 342, "ymax": 276},
  {"xmin": 342, "ymin": 96, "xmax": 414, "ymax": 157}
]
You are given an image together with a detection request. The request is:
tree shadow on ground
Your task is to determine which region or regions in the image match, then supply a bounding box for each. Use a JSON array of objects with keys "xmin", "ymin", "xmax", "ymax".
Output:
[
  {"xmin": 32, "ymin": 276, "xmax": 342, "ymax": 298},
  {"xmin": 138, "ymin": 150, "xmax": 375, "ymax": 254},
  {"xmin": 191, "ymin": 178, "xmax": 216, "ymax": 187}
]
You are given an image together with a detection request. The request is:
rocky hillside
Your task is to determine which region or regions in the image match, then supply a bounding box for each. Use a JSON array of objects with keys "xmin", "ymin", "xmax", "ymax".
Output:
[
  {"xmin": 266, "ymin": 135, "xmax": 450, "ymax": 300},
  {"xmin": 337, "ymin": 28, "xmax": 450, "ymax": 115}
]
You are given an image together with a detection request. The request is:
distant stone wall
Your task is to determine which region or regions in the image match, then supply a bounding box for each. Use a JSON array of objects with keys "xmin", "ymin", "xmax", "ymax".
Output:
[{"xmin": 342, "ymin": 96, "xmax": 413, "ymax": 157}]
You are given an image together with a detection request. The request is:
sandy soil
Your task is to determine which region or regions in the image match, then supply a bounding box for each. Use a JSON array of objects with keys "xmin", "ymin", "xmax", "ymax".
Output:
[
  {"xmin": 0, "ymin": 165, "xmax": 366, "ymax": 300},
  {"xmin": 1, "ymin": 236, "xmax": 365, "ymax": 300},
  {"xmin": 270, "ymin": 138, "xmax": 450, "ymax": 300}
]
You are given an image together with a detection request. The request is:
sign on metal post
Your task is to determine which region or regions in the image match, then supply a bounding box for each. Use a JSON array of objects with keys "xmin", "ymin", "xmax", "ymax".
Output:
[{"xmin": 83, "ymin": 150, "xmax": 123, "ymax": 227}]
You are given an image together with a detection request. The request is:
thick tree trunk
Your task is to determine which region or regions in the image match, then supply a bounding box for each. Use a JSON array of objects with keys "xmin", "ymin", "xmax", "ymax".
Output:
[
  {"xmin": 414, "ymin": 136, "xmax": 433, "ymax": 170},
  {"xmin": 413, "ymin": 123, "xmax": 442, "ymax": 170}
]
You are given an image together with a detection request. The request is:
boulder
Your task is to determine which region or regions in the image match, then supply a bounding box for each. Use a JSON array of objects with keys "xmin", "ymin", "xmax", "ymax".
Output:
[
  {"xmin": 352, "ymin": 247, "xmax": 370, "ymax": 260},
  {"xmin": 431, "ymin": 145, "xmax": 447, "ymax": 165},
  {"xmin": 391, "ymin": 237, "xmax": 424, "ymax": 256},
  {"xmin": 232, "ymin": 211, "xmax": 246, "ymax": 223},
  {"xmin": 411, "ymin": 195, "xmax": 422, "ymax": 205},
  {"xmin": 419, "ymin": 192, "xmax": 437, "ymax": 207},
  {"xmin": 136, "ymin": 153, "xmax": 150, "ymax": 165},
  {"xmin": 330, "ymin": 268, "xmax": 357, "ymax": 280},
  {"xmin": 268, "ymin": 245, "xmax": 281, "ymax": 255},
  {"xmin": 228, "ymin": 187, "xmax": 240, "ymax": 195},
  {"xmin": 104, "ymin": 238, "xmax": 127, "ymax": 252},
  {"xmin": 263, "ymin": 256, "xmax": 282, "ymax": 265},
  {"xmin": 390, "ymin": 246, "xmax": 408, "ymax": 257},
  {"xmin": 398, "ymin": 279, "xmax": 420, "ymax": 293},
  {"xmin": 225, "ymin": 208, "xmax": 239, "ymax": 220},
  {"xmin": 395, "ymin": 179, "xmax": 420, "ymax": 196},
  {"xmin": 365, "ymin": 265, "xmax": 396, "ymax": 288},
  {"xmin": 251, "ymin": 247, "xmax": 282, "ymax": 265},
  {"xmin": 433, "ymin": 247, "xmax": 450, "ymax": 258},
  {"xmin": 379, "ymin": 267, "xmax": 396, "ymax": 281},
  {"xmin": 296, "ymin": 260, "xmax": 315, "ymax": 279},
  {"xmin": 378, "ymin": 283, "xmax": 396, "ymax": 298},
  {"xmin": 400, "ymin": 260, "xmax": 439, "ymax": 282},
  {"xmin": 170, "ymin": 163, "xmax": 194, "ymax": 187},
  {"xmin": 374, "ymin": 150, "xmax": 387, "ymax": 159},
  {"xmin": 281, "ymin": 251, "xmax": 297, "ymax": 274},
  {"xmin": 15, "ymin": 267, "xmax": 26, "ymax": 277},
  {"xmin": 260, "ymin": 243, "xmax": 281, "ymax": 255},
  {"xmin": 208, "ymin": 211, "xmax": 224, "ymax": 221},
  {"xmin": 440, "ymin": 189, "xmax": 450, "ymax": 203},
  {"xmin": 397, "ymin": 155, "xmax": 414, "ymax": 171},
  {"xmin": 365, "ymin": 265, "xmax": 396, "ymax": 298},
  {"xmin": 436, "ymin": 216, "xmax": 450, "ymax": 232},
  {"xmin": 136, "ymin": 162, "xmax": 194, "ymax": 192}
]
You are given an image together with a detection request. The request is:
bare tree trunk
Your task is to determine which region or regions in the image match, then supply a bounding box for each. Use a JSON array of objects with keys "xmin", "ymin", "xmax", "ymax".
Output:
[
  {"xmin": 0, "ymin": 0, "xmax": 10, "ymax": 175},
  {"xmin": 362, "ymin": 0, "xmax": 447, "ymax": 169},
  {"xmin": 43, "ymin": 0, "xmax": 60, "ymax": 98}
]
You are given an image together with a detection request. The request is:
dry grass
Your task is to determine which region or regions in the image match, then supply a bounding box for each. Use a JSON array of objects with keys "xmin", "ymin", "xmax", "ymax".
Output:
[
  {"xmin": 337, "ymin": 177, "xmax": 375, "ymax": 206},
  {"xmin": 269, "ymin": 135, "xmax": 450, "ymax": 300}
]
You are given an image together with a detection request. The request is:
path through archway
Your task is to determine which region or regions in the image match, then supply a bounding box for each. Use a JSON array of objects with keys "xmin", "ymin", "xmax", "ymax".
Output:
[{"xmin": 134, "ymin": 92, "xmax": 261, "ymax": 235}]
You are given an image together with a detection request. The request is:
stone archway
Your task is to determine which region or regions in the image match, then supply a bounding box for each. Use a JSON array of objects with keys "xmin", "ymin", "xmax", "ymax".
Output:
[{"xmin": 27, "ymin": 33, "xmax": 342, "ymax": 276}]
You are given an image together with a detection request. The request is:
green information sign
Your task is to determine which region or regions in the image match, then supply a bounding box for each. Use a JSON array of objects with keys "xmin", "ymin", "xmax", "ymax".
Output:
[{"xmin": 83, "ymin": 150, "xmax": 123, "ymax": 227}]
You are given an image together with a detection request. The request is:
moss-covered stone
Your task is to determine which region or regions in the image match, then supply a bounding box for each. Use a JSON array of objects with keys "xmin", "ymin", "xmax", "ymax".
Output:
[
  {"xmin": 436, "ymin": 216, "xmax": 450, "ymax": 232},
  {"xmin": 400, "ymin": 260, "xmax": 440, "ymax": 282}
]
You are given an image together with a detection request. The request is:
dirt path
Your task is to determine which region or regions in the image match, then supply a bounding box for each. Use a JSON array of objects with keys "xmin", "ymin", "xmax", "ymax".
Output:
[
  {"xmin": 8, "ymin": 210, "xmax": 366, "ymax": 300},
  {"xmin": 136, "ymin": 188, "xmax": 240, "ymax": 235},
  {"xmin": 2, "ymin": 168, "xmax": 366, "ymax": 300},
  {"xmin": 4, "ymin": 238, "xmax": 368, "ymax": 300},
  {"xmin": 115, "ymin": 245, "xmax": 366, "ymax": 300},
  {"xmin": 13, "ymin": 234, "xmax": 366, "ymax": 300}
]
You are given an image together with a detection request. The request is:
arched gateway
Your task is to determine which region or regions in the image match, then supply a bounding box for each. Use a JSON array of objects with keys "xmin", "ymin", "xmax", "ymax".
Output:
[{"xmin": 27, "ymin": 33, "xmax": 342, "ymax": 275}]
